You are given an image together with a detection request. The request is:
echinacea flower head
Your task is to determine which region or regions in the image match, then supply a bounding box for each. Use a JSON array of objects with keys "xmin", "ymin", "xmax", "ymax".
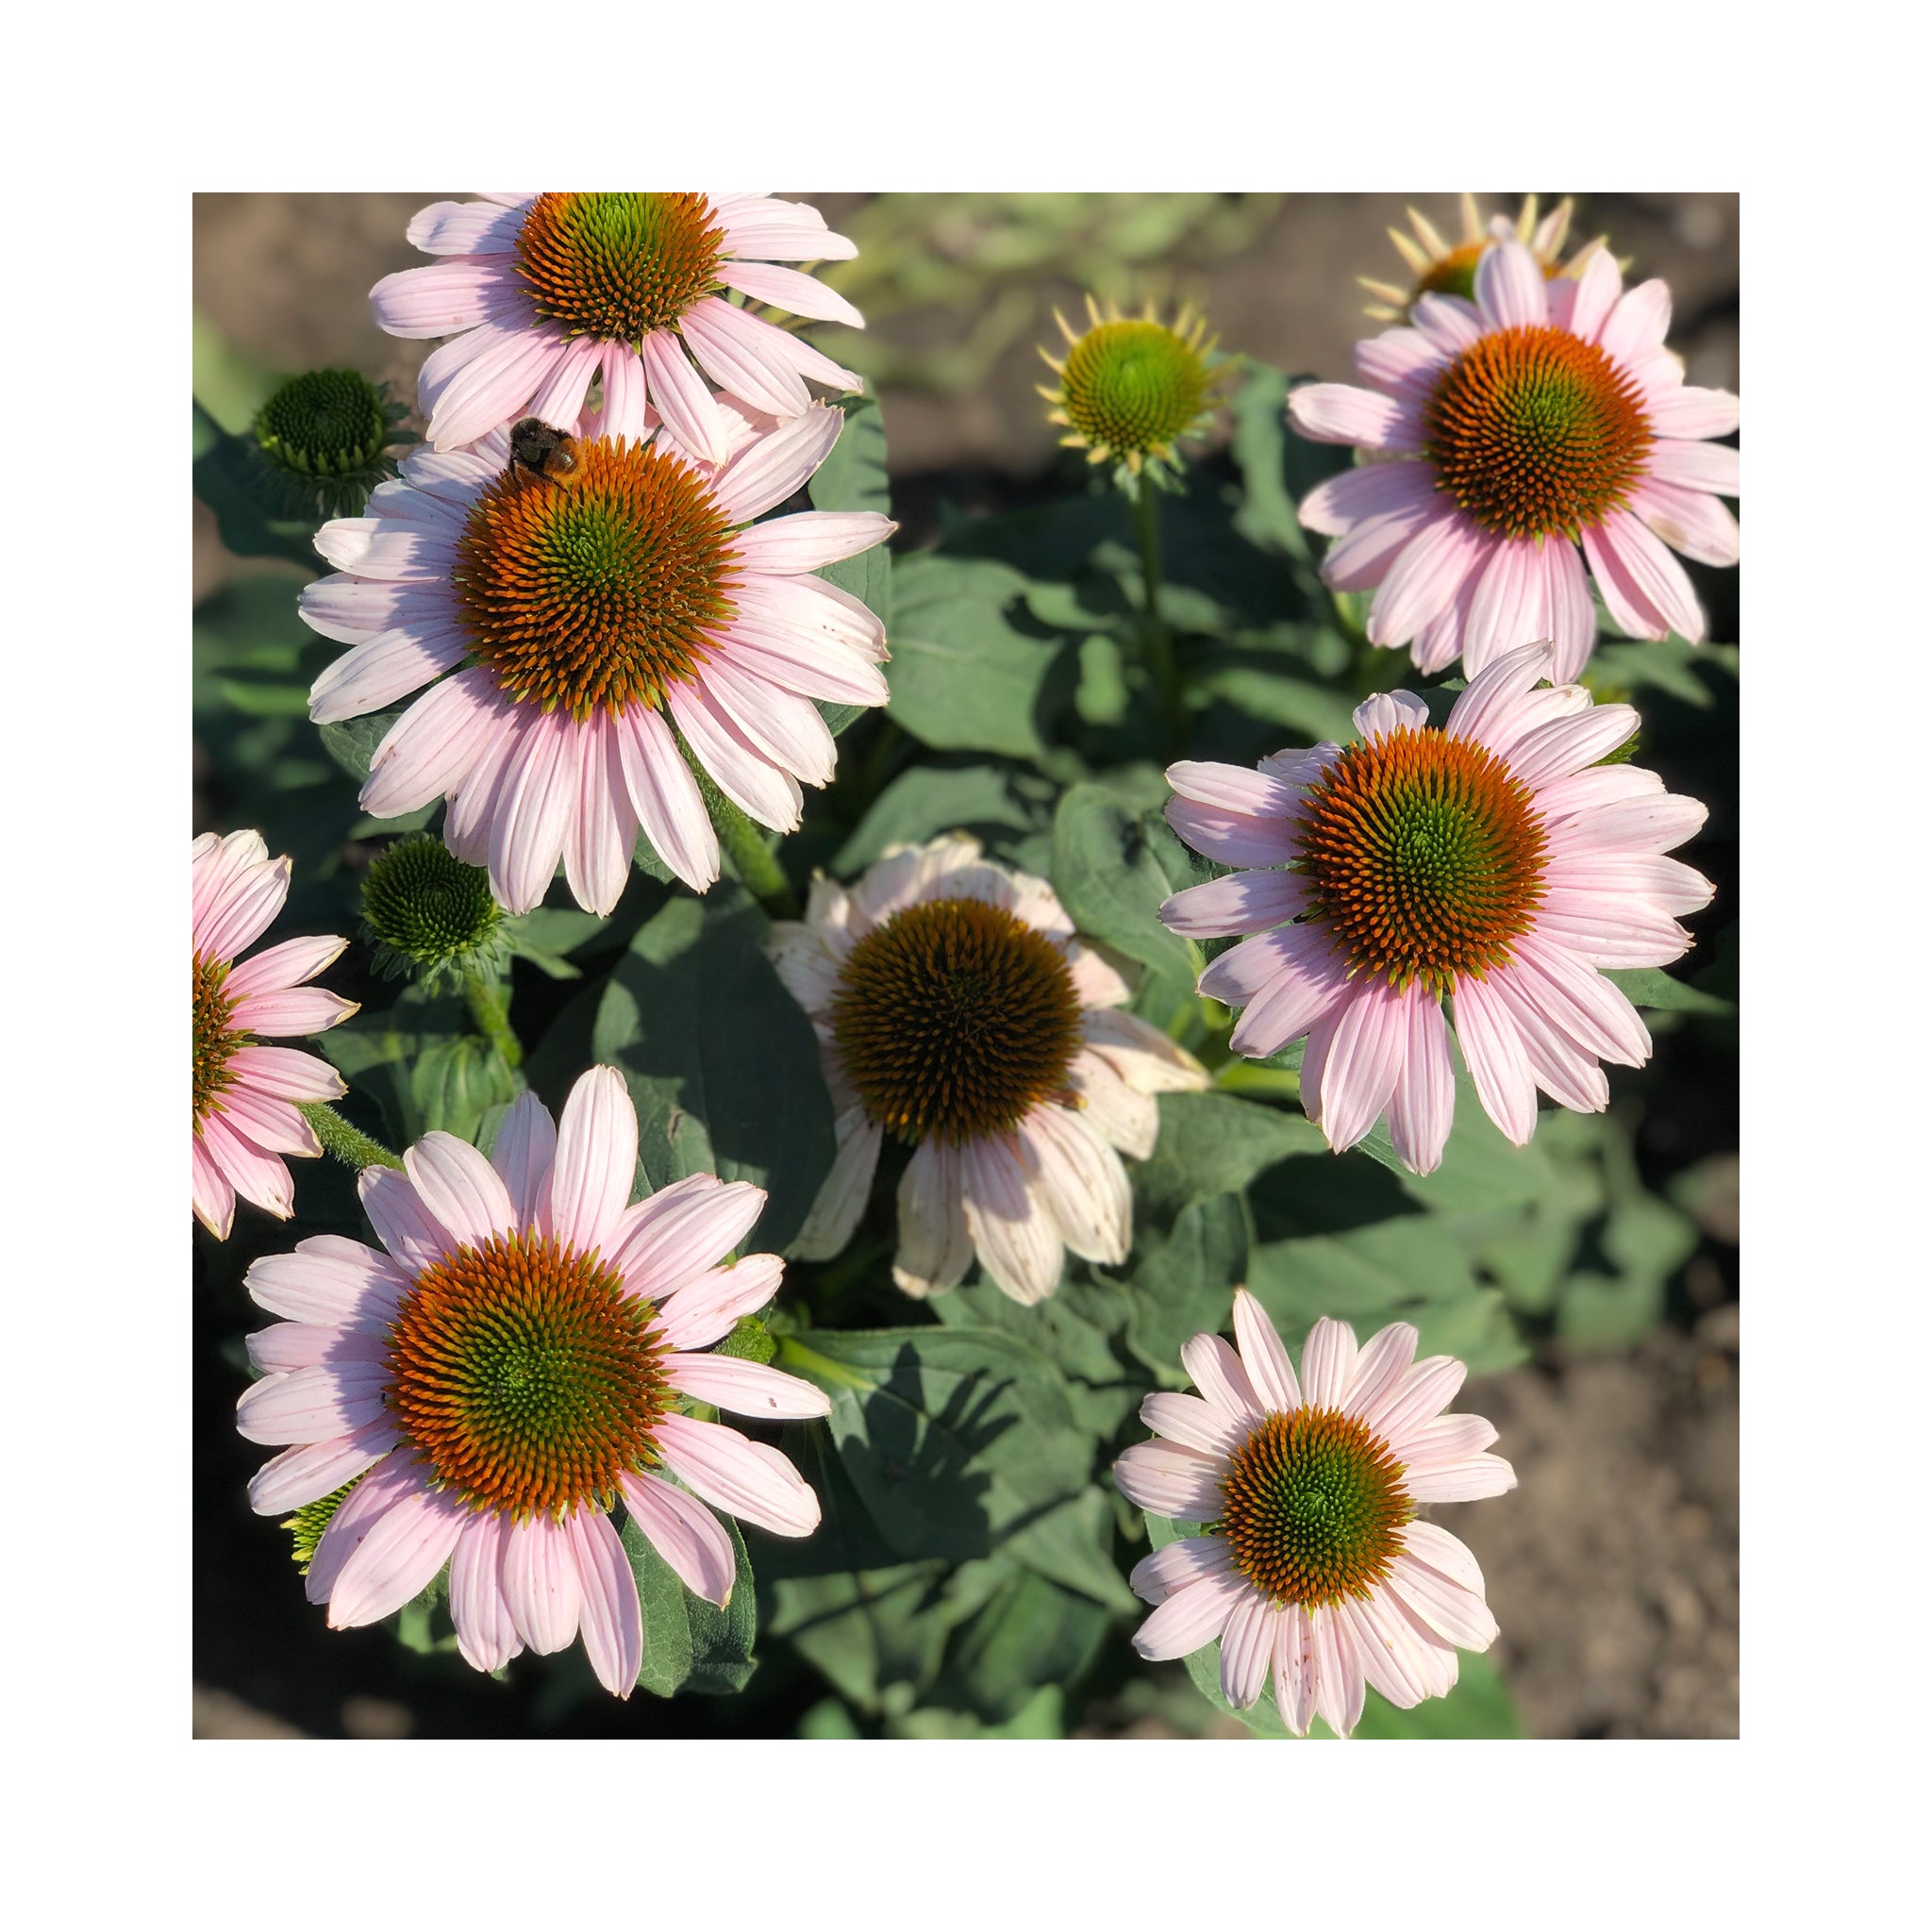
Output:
[
  {"xmin": 1114, "ymin": 1290, "xmax": 1513, "ymax": 1738},
  {"xmin": 766, "ymin": 836, "xmax": 1209, "ymax": 1306},
  {"xmin": 236, "ymin": 1066, "xmax": 830, "ymax": 1698},
  {"xmin": 251, "ymin": 367, "xmax": 413, "ymax": 521},
  {"xmin": 301, "ymin": 403, "xmax": 894, "ymax": 915},
  {"xmin": 359, "ymin": 834, "xmax": 510, "ymax": 989},
  {"xmin": 1038, "ymin": 296, "xmax": 1225, "ymax": 482},
  {"xmin": 1158, "ymin": 642, "xmax": 1714, "ymax": 1174},
  {"xmin": 1291, "ymin": 240, "xmax": 1739, "ymax": 680},
  {"xmin": 192, "ymin": 830, "xmax": 358, "ymax": 1241},
  {"xmin": 373, "ymin": 192, "xmax": 865, "ymax": 458},
  {"xmin": 1358, "ymin": 192, "xmax": 1607, "ymax": 322}
]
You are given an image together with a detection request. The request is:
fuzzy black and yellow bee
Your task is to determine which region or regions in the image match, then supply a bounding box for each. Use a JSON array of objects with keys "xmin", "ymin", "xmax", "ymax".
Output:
[{"xmin": 508, "ymin": 416, "xmax": 583, "ymax": 488}]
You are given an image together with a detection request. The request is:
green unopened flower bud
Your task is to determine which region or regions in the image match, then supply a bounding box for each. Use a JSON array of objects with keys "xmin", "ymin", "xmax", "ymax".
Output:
[
  {"xmin": 284, "ymin": 1479, "xmax": 358, "ymax": 1573},
  {"xmin": 713, "ymin": 1314, "xmax": 777, "ymax": 1365},
  {"xmin": 252, "ymin": 368, "xmax": 413, "ymax": 520},
  {"xmin": 361, "ymin": 836, "xmax": 511, "ymax": 990},
  {"xmin": 1038, "ymin": 296, "xmax": 1227, "ymax": 486}
]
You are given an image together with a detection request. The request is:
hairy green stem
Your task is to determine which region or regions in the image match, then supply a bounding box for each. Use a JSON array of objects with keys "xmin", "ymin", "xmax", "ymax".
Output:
[
  {"xmin": 465, "ymin": 972, "xmax": 524, "ymax": 1069},
  {"xmin": 698, "ymin": 772, "xmax": 801, "ymax": 918},
  {"xmin": 298, "ymin": 1102, "xmax": 404, "ymax": 1172},
  {"xmin": 1131, "ymin": 479, "xmax": 1184, "ymax": 754}
]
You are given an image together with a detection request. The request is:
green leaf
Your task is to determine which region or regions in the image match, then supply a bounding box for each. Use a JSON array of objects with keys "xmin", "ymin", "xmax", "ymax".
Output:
[
  {"xmin": 1049, "ymin": 783, "xmax": 1201, "ymax": 1024},
  {"xmin": 622, "ymin": 1508, "xmax": 758, "ymax": 1697},
  {"xmin": 317, "ymin": 984, "xmax": 518, "ymax": 1145},
  {"xmin": 1123, "ymin": 1193, "xmax": 1249, "ymax": 1377},
  {"xmin": 887, "ymin": 554, "xmax": 1073, "ymax": 758},
  {"xmin": 929, "ymin": 1568, "xmax": 1113, "ymax": 1722},
  {"xmin": 834, "ymin": 762, "xmax": 1055, "ymax": 874},
  {"xmin": 1604, "ymin": 966, "xmax": 1737, "ymax": 1016},
  {"xmin": 192, "ymin": 398, "xmax": 324, "ymax": 571},
  {"xmin": 774, "ymin": 1326, "xmax": 1091, "ymax": 1567},
  {"xmin": 317, "ymin": 701, "xmax": 409, "ymax": 785},
  {"xmin": 591, "ymin": 883, "xmax": 836, "ymax": 1252},
  {"xmin": 1136, "ymin": 1090, "xmax": 1325, "ymax": 1218}
]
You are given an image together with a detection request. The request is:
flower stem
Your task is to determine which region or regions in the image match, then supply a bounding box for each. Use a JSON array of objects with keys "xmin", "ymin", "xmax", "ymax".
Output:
[
  {"xmin": 464, "ymin": 972, "xmax": 524, "ymax": 1070},
  {"xmin": 1131, "ymin": 478, "xmax": 1184, "ymax": 755},
  {"xmin": 298, "ymin": 1102, "xmax": 404, "ymax": 1172},
  {"xmin": 699, "ymin": 772, "xmax": 801, "ymax": 919}
]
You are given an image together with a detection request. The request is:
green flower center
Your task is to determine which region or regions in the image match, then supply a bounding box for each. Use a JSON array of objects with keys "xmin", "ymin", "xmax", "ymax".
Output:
[
  {"xmin": 1299, "ymin": 725, "xmax": 1548, "ymax": 993},
  {"xmin": 515, "ymin": 192, "xmax": 724, "ymax": 343},
  {"xmin": 362, "ymin": 836, "xmax": 504, "ymax": 968},
  {"xmin": 386, "ymin": 1231, "xmax": 669, "ymax": 1518},
  {"xmin": 453, "ymin": 437, "xmax": 740, "ymax": 720},
  {"xmin": 1059, "ymin": 319, "xmax": 1211, "ymax": 459},
  {"xmin": 1423, "ymin": 323, "xmax": 1653, "ymax": 539},
  {"xmin": 193, "ymin": 955, "xmax": 243, "ymax": 1128},
  {"xmin": 254, "ymin": 369, "xmax": 389, "ymax": 477},
  {"xmin": 830, "ymin": 895, "xmax": 1086, "ymax": 1144},
  {"xmin": 1218, "ymin": 1406, "xmax": 1412, "ymax": 1608}
]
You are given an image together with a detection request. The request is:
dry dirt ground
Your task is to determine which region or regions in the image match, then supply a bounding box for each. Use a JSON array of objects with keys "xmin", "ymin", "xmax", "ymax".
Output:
[{"xmin": 192, "ymin": 192, "xmax": 1740, "ymax": 1741}]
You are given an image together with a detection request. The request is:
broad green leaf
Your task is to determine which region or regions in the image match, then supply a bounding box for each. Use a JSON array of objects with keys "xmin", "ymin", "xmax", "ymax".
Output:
[
  {"xmin": 774, "ymin": 1325, "xmax": 1091, "ymax": 1566},
  {"xmin": 1135, "ymin": 1090, "xmax": 1325, "ymax": 1218},
  {"xmin": 887, "ymin": 554, "xmax": 1073, "ymax": 758},
  {"xmin": 834, "ymin": 762, "xmax": 1056, "ymax": 874},
  {"xmin": 318, "ymin": 701, "xmax": 408, "ymax": 786},
  {"xmin": 1049, "ymin": 783, "xmax": 1201, "ymax": 1025},
  {"xmin": 1123, "ymin": 1192, "xmax": 1249, "ymax": 1377},
  {"xmin": 317, "ymin": 983, "xmax": 518, "ymax": 1146},
  {"xmin": 929, "ymin": 1569, "xmax": 1113, "ymax": 1722},
  {"xmin": 622, "ymin": 1507, "xmax": 758, "ymax": 1698},
  {"xmin": 591, "ymin": 884, "xmax": 836, "ymax": 1251},
  {"xmin": 1604, "ymin": 966, "xmax": 1736, "ymax": 1016}
]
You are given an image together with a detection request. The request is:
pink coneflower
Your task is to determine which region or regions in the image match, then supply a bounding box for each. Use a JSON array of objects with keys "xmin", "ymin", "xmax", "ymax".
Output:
[
  {"xmin": 236, "ymin": 1066, "xmax": 828, "ymax": 1698},
  {"xmin": 1115, "ymin": 1290, "xmax": 1512, "ymax": 1738},
  {"xmin": 1291, "ymin": 239, "xmax": 1739, "ymax": 680},
  {"xmin": 373, "ymin": 192, "xmax": 863, "ymax": 458},
  {"xmin": 1158, "ymin": 641, "xmax": 1713, "ymax": 1174},
  {"xmin": 766, "ymin": 836, "xmax": 1209, "ymax": 1305},
  {"xmin": 300, "ymin": 408, "xmax": 893, "ymax": 914},
  {"xmin": 192, "ymin": 830, "xmax": 358, "ymax": 1240}
]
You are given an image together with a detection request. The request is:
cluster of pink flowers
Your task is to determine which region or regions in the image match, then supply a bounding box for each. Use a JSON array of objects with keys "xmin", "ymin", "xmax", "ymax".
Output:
[{"xmin": 193, "ymin": 193, "xmax": 1732, "ymax": 1725}]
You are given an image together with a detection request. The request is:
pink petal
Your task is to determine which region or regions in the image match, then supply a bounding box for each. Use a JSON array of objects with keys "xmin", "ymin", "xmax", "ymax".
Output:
[
  {"xmin": 1366, "ymin": 509, "xmax": 1490, "ymax": 648},
  {"xmin": 651, "ymin": 1253, "xmax": 785, "ymax": 1352},
  {"xmin": 501, "ymin": 1513, "xmax": 583, "ymax": 1655},
  {"xmin": 244, "ymin": 1234, "xmax": 407, "ymax": 1329},
  {"xmin": 1307, "ymin": 980, "xmax": 1407, "ymax": 1153},
  {"xmin": 1288, "ymin": 382, "xmax": 1418, "ymax": 450},
  {"xmin": 358, "ymin": 1163, "xmax": 454, "ymax": 1274},
  {"xmin": 489, "ymin": 1090, "xmax": 558, "ymax": 1224},
  {"xmin": 719, "ymin": 259, "xmax": 864, "ymax": 326},
  {"xmin": 641, "ymin": 329, "xmax": 729, "ymax": 465},
  {"xmin": 1219, "ymin": 1591, "xmax": 1279, "ymax": 1709},
  {"xmin": 358, "ymin": 668, "xmax": 507, "ymax": 819},
  {"xmin": 617, "ymin": 1471, "xmax": 738, "ymax": 1606},
  {"xmin": 608, "ymin": 1174, "xmax": 767, "ymax": 1302},
  {"xmin": 1385, "ymin": 987, "xmax": 1455, "ymax": 1175},
  {"xmin": 612, "ymin": 704, "xmax": 721, "ymax": 892},
  {"xmin": 1112, "ymin": 1441, "xmax": 1226, "ymax": 1521},
  {"xmin": 225, "ymin": 1046, "xmax": 345, "ymax": 1104},
  {"xmin": 732, "ymin": 511, "xmax": 895, "ymax": 575},
  {"xmin": 708, "ymin": 405, "xmax": 845, "ymax": 525},
  {"xmin": 544, "ymin": 1065, "xmax": 638, "ymax": 1259},
  {"xmin": 565, "ymin": 1508, "xmax": 643, "ymax": 1698},
  {"xmin": 1129, "ymin": 1532, "xmax": 1236, "ymax": 1606},
  {"xmin": 325, "ymin": 1481, "xmax": 468, "ymax": 1628},
  {"xmin": 679, "ymin": 297, "xmax": 812, "ymax": 418},
  {"xmin": 404, "ymin": 1131, "xmax": 519, "ymax": 1247},
  {"xmin": 653, "ymin": 1411, "xmax": 821, "ymax": 1536},
  {"xmin": 227, "ymin": 985, "xmax": 358, "ymax": 1038},
  {"xmin": 1645, "ymin": 386, "xmax": 1740, "ymax": 440},
  {"xmin": 665, "ymin": 684, "xmax": 803, "ymax": 833},
  {"xmin": 236, "ymin": 1362, "xmax": 391, "ymax": 1445},
  {"xmin": 1633, "ymin": 479, "xmax": 1740, "ymax": 569},
  {"xmin": 449, "ymin": 1511, "xmax": 524, "ymax": 1674},
  {"xmin": 488, "ymin": 710, "xmax": 575, "ymax": 914},
  {"xmin": 1450, "ymin": 974, "xmax": 1540, "ymax": 1145},
  {"xmin": 1232, "ymin": 1288, "xmax": 1301, "ymax": 1413},
  {"xmin": 1130, "ymin": 1571, "xmax": 1244, "ymax": 1660},
  {"xmin": 1474, "ymin": 241, "xmax": 1550, "ymax": 331},
  {"xmin": 662, "ymin": 1352, "xmax": 831, "ymax": 1420},
  {"xmin": 247, "ymin": 1416, "xmax": 400, "ymax": 1515},
  {"xmin": 1180, "ymin": 1333, "xmax": 1265, "ymax": 1424}
]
